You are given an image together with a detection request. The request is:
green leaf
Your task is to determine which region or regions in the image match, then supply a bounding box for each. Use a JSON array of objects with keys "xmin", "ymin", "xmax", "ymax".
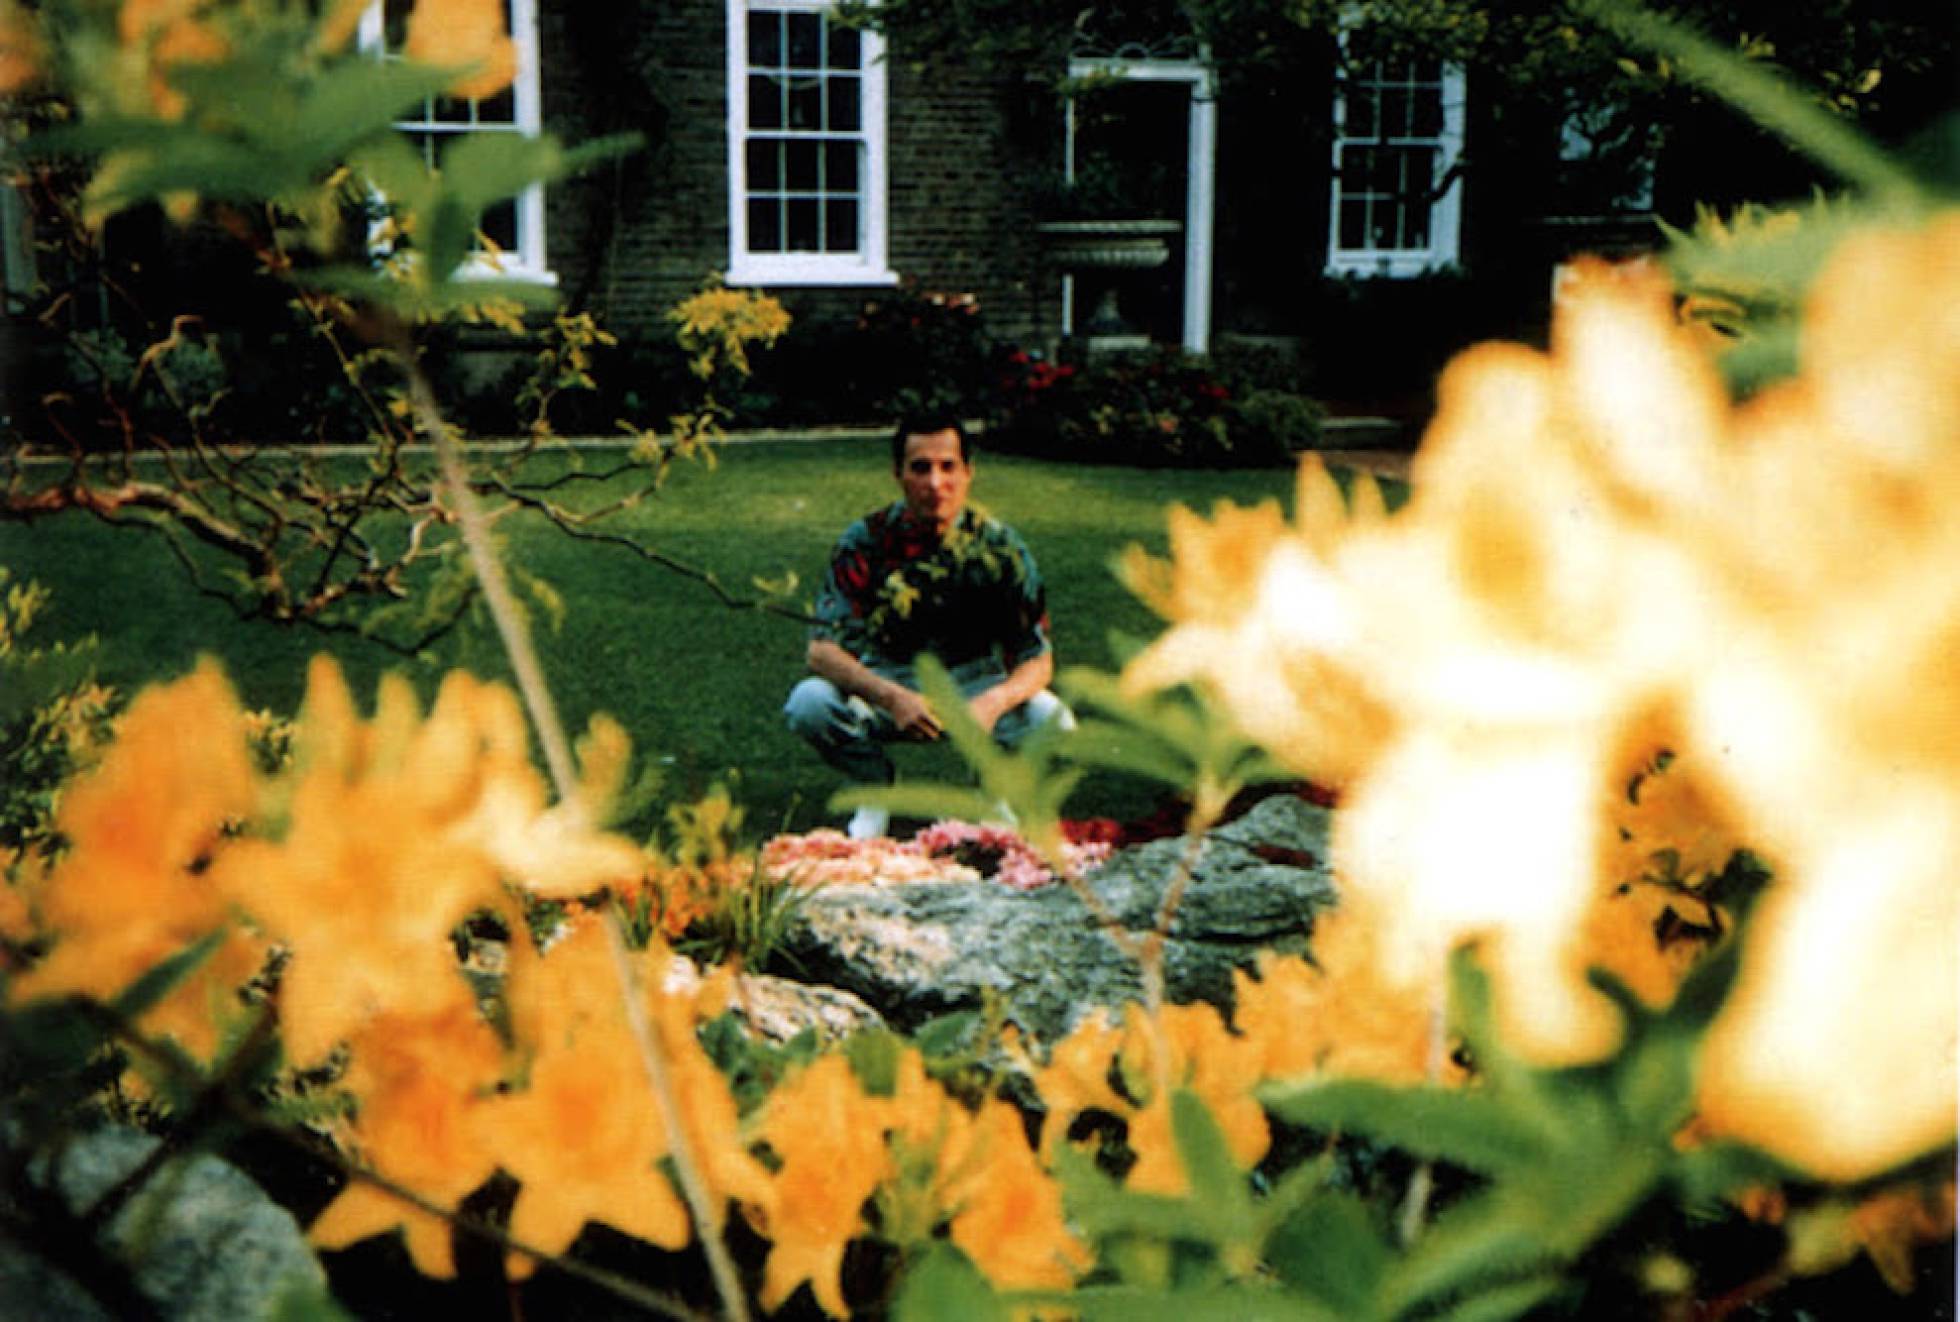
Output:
[
  {"xmin": 913, "ymin": 1009, "xmax": 982, "ymax": 1059},
  {"xmin": 112, "ymin": 927, "xmax": 228, "ymax": 1021},
  {"xmin": 1670, "ymin": 1140, "xmax": 1793, "ymax": 1212},
  {"xmin": 846, "ymin": 1028, "xmax": 904, "ymax": 1097},
  {"xmin": 287, "ymin": 61, "xmax": 463, "ymax": 160},
  {"xmin": 1421, "ymin": 1272, "xmax": 1566, "ymax": 1322},
  {"xmin": 1169, "ymin": 1089, "xmax": 1258, "ymax": 1241},
  {"xmin": 1025, "ymin": 1281, "xmax": 1329, "ymax": 1321},
  {"xmin": 1053, "ymin": 1142, "xmax": 1222, "ymax": 1249},
  {"xmin": 1378, "ymin": 1190, "xmax": 1555, "ymax": 1318},
  {"xmin": 1263, "ymin": 1079, "xmax": 1544, "ymax": 1177},
  {"xmin": 895, "ymin": 1242, "xmax": 1010, "ymax": 1322},
  {"xmin": 1264, "ymin": 1189, "xmax": 1393, "ymax": 1316}
]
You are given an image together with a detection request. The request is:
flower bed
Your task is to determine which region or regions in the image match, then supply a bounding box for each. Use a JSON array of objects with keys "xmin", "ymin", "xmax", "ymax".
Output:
[{"xmin": 760, "ymin": 820, "xmax": 1115, "ymax": 890}]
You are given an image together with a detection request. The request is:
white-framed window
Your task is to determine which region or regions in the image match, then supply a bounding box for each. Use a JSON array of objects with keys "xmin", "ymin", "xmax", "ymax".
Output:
[
  {"xmin": 358, "ymin": 0, "xmax": 553, "ymax": 285},
  {"xmin": 725, "ymin": 0, "xmax": 895, "ymax": 287},
  {"xmin": 1325, "ymin": 55, "xmax": 1464, "ymax": 277}
]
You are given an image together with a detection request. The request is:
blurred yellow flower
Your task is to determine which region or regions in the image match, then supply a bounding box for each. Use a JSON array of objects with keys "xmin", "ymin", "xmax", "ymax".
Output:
[
  {"xmin": 0, "ymin": 0, "xmax": 41, "ymax": 94},
  {"xmin": 749, "ymin": 1053, "xmax": 892, "ymax": 1317},
  {"xmin": 308, "ymin": 1002, "xmax": 507, "ymax": 1277},
  {"xmin": 489, "ymin": 923, "xmax": 697, "ymax": 1275},
  {"xmin": 208, "ymin": 657, "xmax": 642, "ymax": 1063},
  {"xmin": 945, "ymin": 1097, "xmax": 1092, "ymax": 1290},
  {"xmin": 1032, "ymin": 1001, "xmax": 1267, "ymax": 1198},
  {"xmin": 119, "ymin": 0, "xmax": 229, "ymax": 119},
  {"xmin": 405, "ymin": 0, "xmax": 515, "ymax": 101},
  {"xmin": 7, "ymin": 661, "xmax": 262, "ymax": 1060},
  {"xmin": 1122, "ymin": 212, "xmax": 1960, "ymax": 1180}
]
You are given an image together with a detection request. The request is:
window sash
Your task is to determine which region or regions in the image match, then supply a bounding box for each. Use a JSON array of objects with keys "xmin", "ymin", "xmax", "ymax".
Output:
[
  {"xmin": 357, "ymin": 0, "xmax": 552, "ymax": 284},
  {"xmin": 1326, "ymin": 54, "xmax": 1464, "ymax": 277},
  {"xmin": 726, "ymin": 0, "xmax": 894, "ymax": 286}
]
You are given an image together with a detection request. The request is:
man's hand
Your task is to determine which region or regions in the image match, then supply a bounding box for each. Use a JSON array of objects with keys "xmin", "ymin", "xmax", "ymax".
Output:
[{"xmin": 887, "ymin": 687, "xmax": 944, "ymax": 740}]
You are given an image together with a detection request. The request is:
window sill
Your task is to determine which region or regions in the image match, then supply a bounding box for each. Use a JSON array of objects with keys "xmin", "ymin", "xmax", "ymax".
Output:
[
  {"xmin": 726, "ymin": 257, "xmax": 899, "ymax": 288},
  {"xmin": 1324, "ymin": 252, "xmax": 1456, "ymax": 280},
  {"xmin": 455, "ymin": 259, "xmax": 559, "ymax": 287}
]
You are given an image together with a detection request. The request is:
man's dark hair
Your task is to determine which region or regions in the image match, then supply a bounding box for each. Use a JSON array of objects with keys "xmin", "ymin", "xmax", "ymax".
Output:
[{"xmin": 891, "ymin": 413, "xmax": 972, "ymax": 468}]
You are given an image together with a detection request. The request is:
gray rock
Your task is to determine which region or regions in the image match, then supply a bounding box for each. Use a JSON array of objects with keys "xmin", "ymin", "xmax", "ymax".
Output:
[
  {"xmin": 663, "ymin": 957, "xmax": 888, "ymax": 1044},
  {"xmin": 0, "ymin": 1124, "xmax": 335, "ymax": 1320},
  {"xmin": 776, "ymin": 795, "xmax": 1338, "ymax": 1043}
]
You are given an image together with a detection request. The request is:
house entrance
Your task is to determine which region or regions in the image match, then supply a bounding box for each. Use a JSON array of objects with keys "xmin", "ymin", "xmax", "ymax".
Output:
[{"xmin": 1056, "ymin": 59, "xmax": 1217, "ymax": 353}]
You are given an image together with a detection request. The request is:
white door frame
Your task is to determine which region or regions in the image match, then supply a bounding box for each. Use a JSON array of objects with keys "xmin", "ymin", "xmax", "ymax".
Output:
[{"xmin": 1066, "ymin": 57, "xmax": 1218, "ymax": 353}]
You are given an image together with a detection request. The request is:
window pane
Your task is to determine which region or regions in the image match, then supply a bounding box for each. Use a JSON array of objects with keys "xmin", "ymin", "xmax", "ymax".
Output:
[
  {"xmin": 749, "ymin": 74, "xmax": 783, "ymax": 129},
  {"xmin": 1386, "ymin": 85, "xmax": 1416, "ymax": 137},
  {"xmin": 787, "ymin": 12, "xmax": 821, "ymax": 68},
  {"xmin": 482, "ymin": 198, "xmax": 518, "ymax": 253},
  {"xmin": 749, "ymin": 11, "xmax": 781, "ymax": 67},
  {"xmin": 824, "ymin": 140, "xmax": 859, "ymax": 192},
  {"xmin": 476, "ymin": 85, "xmax": 516, "ymax": 124},
  {"xmin": 827, "ymin": 22, "xmax": 860, "ymax": 69},
  {"xmin": 785, "ymin": 139, "xmax": 819, "ymax": 190},
  {"xmin": 749, "ymin": 197, "xmax": 782, "ymax": 252},
  {"xmin": 1410, "ymin": 84, "xmax": 1443, "ymax": 137},
  {"xmin": 384, "ymin": 0, "xmax": 411, "ymax": 48},
  {"xmin": 824, "ymin": 198, "xmax": 858, "ymax": 251},
  {"xmin": 1339, "ymin": 199, "xmax": 1367, "ymax": 248},
  {"xmin": 1402, "ymin": 145, "xmax": 1435, "ymax": 196},
  {"xmin": 828, "ymin": 75, "xmax": 860, "ymax": 132},
  {"xmin": 786, "ymin": 198, "xmax": 820, "ymax": 250},
  {"xmin": 1345, "ymin": 145, "xmax": 1379, "ymax": 192},
  {"xmin": 788, "ymin": 76, "xmax": 822, "ymax": 129},
  {"xmin": 747, "ymin": 138, "xmax": 782, "ymax": 190},
  {"xmin": 1344, "ymin": 84, "xmax": 1378, "ymax": 138}
]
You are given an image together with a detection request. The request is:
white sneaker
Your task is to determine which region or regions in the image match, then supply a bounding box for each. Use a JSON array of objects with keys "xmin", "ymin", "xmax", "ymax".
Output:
[{"xmin": 847, "ymin": 805, "xmax": 890, "ymax": 840}]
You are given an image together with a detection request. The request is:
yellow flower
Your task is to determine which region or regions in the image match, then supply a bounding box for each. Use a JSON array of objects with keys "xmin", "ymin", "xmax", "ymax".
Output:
[
  {"xmin": 1121, "ymin": 209, "xmax": 1960, "ymax": 1179},
  {"xmin": 308, "ymin": 1002, "xmax": 507, "ymax": 1277},
  {"xmin": 1121, "ymin": 465, "xmax": 1396, "ymax": 788},
  {"xmin": 405, "ymin": 0, "xmax": 516, "ymax": 101},
  {"xmin": 749, "ymin": 1053, "xmax": 892, "ymax": 1317},
  {"xmin": 205, "ymin": 658, "xmax": 643, "ymax": 1063},
  {"xmin": 487, "ymin": 922, "xmax": 693, "ymax": 1274},
  {"xmin": 1683, "ymin": 218, "xmax": 1960, "ymax": 1180},
  {"xmin": 1025, "ymin": 1009, "xmax": 1127, "ymax": 1157},
  {"xmin": 8, "ymin": 662, "xmax": 262, "ymax": 1060},
  {"xmin": 1033, "ymin": 1002, "xmax": 1266, "ymax": 1198},
  {"xmin": 946, "ymin": 1098, "xmax": 1092, "ymax": 1291},
  {"xmin": 119, "ymin": 0, "xmax": 230, "ymax": 120},
  {"xmin": 1233, "ymin": 937, "xmax": 1466, "ymax": 1088},
  {"xmin": 0, "ymin": 0, "xmax": 41, "ymax": 95}
]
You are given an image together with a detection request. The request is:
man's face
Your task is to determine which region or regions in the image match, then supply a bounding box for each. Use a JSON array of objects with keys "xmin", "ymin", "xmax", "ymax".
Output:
[{"xmin": 896, "ymin": 428, "xmax": 972, "ymax": 534}]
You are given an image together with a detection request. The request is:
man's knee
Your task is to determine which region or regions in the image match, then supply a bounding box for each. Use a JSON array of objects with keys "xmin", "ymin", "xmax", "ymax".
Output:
[
  {"xmin": 784, "ymin": 675, "xmax": 846, "ymax": 740},
  {"xmin": 1022, "ymin": 688, "xmax": 1076, "ymax": 732},
  {"xmin": 998, "ymin": 689, "xmax": 1075, "ymax": 748}
]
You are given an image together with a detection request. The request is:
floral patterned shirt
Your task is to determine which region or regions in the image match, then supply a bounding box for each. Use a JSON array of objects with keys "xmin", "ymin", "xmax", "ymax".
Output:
[{"xmin": 810, "ymin": 502, "xmax": 1051, "ymax": 671}]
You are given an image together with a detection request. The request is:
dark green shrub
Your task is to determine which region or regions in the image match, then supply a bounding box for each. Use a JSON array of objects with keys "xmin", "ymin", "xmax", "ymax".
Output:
[
  {"xmin": 991, "ymin": 344, "xmax": 1297, "ymax": 468},
  {"xmin": 1232, "ymin": 388, "xmax": 1327, "ymax": 453}
]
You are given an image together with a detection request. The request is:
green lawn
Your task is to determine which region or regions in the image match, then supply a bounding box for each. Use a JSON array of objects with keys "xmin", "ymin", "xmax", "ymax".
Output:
[{"xmin": 0, "ymin": 438, "xmax": 1348, "ymax": 839}]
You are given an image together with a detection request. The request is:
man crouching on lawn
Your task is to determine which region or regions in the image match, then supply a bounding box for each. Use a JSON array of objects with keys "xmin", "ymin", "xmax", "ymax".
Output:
[{"xmin": 784, "ymin": 413, "xmax": 1073, "ymax": 838}]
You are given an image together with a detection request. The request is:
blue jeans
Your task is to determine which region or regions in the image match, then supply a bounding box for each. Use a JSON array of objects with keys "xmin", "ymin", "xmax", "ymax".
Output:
[{"xmin": 783, "ymin": 656, "xmax": 1073, "ymax": 786}]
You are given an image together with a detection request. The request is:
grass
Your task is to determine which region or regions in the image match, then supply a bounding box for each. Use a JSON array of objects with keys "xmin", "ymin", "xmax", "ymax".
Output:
[{"xmin": 0, "ymin": 437, "xmax": 1381, "ymax": 840}]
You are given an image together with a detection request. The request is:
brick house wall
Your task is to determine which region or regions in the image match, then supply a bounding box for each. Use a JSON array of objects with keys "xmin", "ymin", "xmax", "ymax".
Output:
[{"xmin": 536, "ymin": 3, "xmax": 1059, "ymax": 350}]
